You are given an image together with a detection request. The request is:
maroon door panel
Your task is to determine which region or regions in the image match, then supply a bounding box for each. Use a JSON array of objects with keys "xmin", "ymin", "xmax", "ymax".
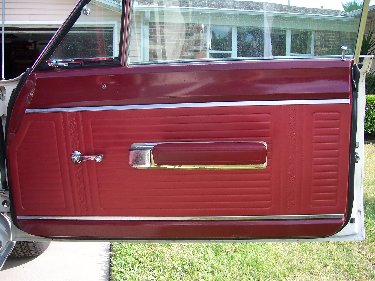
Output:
[
  {"xmin": 7, "ymin": 59, "xmax": 353, "ymax": 239},
  {"xmin": 24, "ymin": 59, "xmax": 351, "ymax": 110}
]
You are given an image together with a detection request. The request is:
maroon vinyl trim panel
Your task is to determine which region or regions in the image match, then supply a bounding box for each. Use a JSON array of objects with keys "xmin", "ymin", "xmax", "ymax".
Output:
[{"xmin": 17, "ymin": 219, "xmax": 345, "ymax": 239}]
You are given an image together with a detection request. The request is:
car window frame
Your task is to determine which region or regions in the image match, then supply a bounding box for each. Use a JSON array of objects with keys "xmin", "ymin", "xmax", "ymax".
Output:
[{"xmin": 35, "ymin": 0, "xmax": 126, "ymax": 71}]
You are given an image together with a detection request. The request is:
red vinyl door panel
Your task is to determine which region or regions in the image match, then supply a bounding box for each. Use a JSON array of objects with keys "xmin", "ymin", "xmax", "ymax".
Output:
[{"xmin": 7, "ymin": 59, "xmax": 353, "ymax": 239}]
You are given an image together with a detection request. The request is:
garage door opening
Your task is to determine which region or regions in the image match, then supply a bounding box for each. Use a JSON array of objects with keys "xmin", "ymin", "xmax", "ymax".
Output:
[{"xmin": 0, "ymin": 28, "xmax": 56, "ymax": 79}]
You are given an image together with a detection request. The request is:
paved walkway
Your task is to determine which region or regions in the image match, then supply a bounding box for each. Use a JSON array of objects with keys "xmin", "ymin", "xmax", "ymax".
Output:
[{"xmin": 0, "ymin": 242, "xmax": 110, "ymax": 281}]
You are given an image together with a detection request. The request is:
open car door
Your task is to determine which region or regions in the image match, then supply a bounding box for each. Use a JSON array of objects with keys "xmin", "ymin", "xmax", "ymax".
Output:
[{"xmin": 0, "ymin": 0, "xmax": 372, "ymax": 257}]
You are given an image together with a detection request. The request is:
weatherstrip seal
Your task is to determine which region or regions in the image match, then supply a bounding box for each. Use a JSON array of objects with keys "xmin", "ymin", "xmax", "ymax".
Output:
[
  {"xmin": 17, "ymin": 214, "xmax": 344, "ymax": 221},
  {"xmin": 25, "ymin": 99, "xmax": 350, "ymax": 114}
]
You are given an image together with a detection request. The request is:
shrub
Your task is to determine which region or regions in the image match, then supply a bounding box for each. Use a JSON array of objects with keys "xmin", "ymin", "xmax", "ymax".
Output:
[
  {"xmin": 366, "ymin": 72, "xmax": 375, "ymax": 95},
  {"xmin": 365, "ymin": 95, "xmax": 375, "ymax": 135},
  {"xmin": 361, "ymin": 31, "xmax": 375, "ymax": 55}
]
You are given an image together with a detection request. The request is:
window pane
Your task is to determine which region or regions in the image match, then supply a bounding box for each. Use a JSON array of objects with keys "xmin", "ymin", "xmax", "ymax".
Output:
[
  {"xmin": 211, "ymin": 26, "xmax": 232, "ymax": 52},
  {"xmin": 50, "ymin": 0, "xmax": 122, "ymax": 61},
  {"xmin": 237, "ymin": 27, "xmax": 264, "ymax": 57},
  {"xmin": 52, "ymin": 27, "xmax": 114, "ymax": 60},
  {"xmin": 129, "ymin": 0, "xmax": 364, "ymax": 64},
  {"xmin": 291, "ymin": 30, "xmax": 312, "ymax": 55},
  {"xmin": 271, "ymin": 29, "xmax": 286, "ymax": 56}
]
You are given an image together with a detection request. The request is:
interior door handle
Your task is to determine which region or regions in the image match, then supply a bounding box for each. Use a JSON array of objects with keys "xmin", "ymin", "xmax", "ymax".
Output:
[
  {"xmin": 71, "ymin": 151, "xmax": 103, "ymax": 164},
  {"xmin": 129, "ymin": 142, "xmax": 267, "ymax": 170}
]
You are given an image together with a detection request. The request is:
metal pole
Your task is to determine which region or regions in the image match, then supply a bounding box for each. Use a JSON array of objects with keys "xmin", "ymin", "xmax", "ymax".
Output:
[{"xmin": 2, "ymin": 0, "xmax": 5, "ymax": 80}]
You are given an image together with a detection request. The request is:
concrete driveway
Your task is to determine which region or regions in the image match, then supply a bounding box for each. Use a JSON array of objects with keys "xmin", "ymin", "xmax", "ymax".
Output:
[{"xmin": 0, "ymin": 242, "xmax": 110, "ymax": 281}]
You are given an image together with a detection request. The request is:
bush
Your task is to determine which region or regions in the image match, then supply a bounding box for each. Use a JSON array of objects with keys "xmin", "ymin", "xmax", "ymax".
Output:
[
  {"xmin": 366, "ymin": 72, "xmax": 375, "ymax": 95},
  {"xmin": 365, "ymin": 95, "xmax": 375, "ymax": 135}
]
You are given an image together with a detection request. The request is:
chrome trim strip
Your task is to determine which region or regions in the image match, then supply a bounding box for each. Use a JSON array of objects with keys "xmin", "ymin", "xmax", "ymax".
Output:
[
  {"xmin": 17, "ymin": 214, "xmax": 344, "ymax": 221},
  {"xmin": 129, "ymin": 141, "xmax": 268, "ymax": 170},
  {"xmin": 25, "ymin": 99, "xmax": 351, "ymax": 114}
]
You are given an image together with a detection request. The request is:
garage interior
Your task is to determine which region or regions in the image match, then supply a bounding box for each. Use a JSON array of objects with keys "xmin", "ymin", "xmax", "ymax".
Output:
[{"xmin": 0, "ymin": 28, "xmax": 56, "ymax": 79}]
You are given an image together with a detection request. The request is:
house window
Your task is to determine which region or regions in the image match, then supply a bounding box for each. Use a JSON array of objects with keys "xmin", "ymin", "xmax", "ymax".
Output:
[
  {"xmin": 209, "ymin": 26, "xmax": 233, "ymax": 58},
  {"xmin": 209, "ymin": 25, "xmax": 266, "ymax": 59},
  {"xmin": 271, "ymin": 29, "xmax": 286, "ymax": 56},
  {"xmin": 237, "ymin": 27, "xmax": 264, "ymax": 58},
  {"xmin": 209, "ymin": 26, "xmax": 312, "ymax": 59},
  {"xmin": 290, "ymin": 30, "xmax": 313, "ymax": 55}
]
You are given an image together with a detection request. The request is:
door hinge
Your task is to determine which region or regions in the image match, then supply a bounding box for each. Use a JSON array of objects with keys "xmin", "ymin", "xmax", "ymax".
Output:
[{"xmin": 355, "ymin": 152, "xmax": 360, "ymax": 163}]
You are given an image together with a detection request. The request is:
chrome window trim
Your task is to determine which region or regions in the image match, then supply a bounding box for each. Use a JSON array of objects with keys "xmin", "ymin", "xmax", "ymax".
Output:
[
  {"xmin": 17, "ymin": 214, "xmax": 344, "ymax": 221},
  {"xmin": 25, "ymin": 99, "xmax": 350, "ymax": 114}
]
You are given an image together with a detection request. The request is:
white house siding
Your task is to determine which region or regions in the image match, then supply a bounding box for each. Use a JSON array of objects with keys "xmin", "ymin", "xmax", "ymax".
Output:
[
  {"xmin": 0, "ymin": 0, "xmax": 78, "ymax": 23},
  {"xmin": 1, "ymin": 1, "xmax": 121, "ymax": 29}
]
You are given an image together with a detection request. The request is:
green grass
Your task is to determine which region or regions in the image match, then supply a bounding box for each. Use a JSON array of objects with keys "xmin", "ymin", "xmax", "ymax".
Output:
[{"xmin": 111, "ymin": 144, "xmax": 375, "ymax": 281}]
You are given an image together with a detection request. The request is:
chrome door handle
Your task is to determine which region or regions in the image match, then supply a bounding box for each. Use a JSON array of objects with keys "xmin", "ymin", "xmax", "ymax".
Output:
[
  {"xmin": 71, "ymin": 151, "xmax": 103, "ymax": 164},
  {"xmin": 129, "ymin": 141, "xmax": 267, "ymax": 170}
]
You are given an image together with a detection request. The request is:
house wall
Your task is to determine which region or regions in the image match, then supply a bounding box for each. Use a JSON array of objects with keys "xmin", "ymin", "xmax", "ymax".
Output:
[
  {"xmin": 145, "ymin": 11, "xmax": 358, "ymax": 33},
  {"xmin": 0, "ymin": 0, "xmax": 78, "ymax": 23},
  {"xmin": 128, "ymin": 12, "xmax": 143, "ymax": 62},
  {"xmin": 314, "ymin": 31, "xmax": 357, "ymax": 56},
  {"xmin": 148, "ymin": 22, "xmax": 206, "ymax": 61},
  {"xmin": 128, "ymin": 9, "xmax": 360, "ymax": 63}
]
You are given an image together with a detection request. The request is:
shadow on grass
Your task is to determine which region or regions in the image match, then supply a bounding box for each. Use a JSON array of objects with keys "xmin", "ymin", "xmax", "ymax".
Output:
[
  {"xmin": 364, "ymin": 197, "xmax": 375, "ymax": 244},
  {"xmin": 2, "ymin": 256, "xmax": 39, "ymax": 270},
  {"xmin": 365, "ymin": 198, "xmax": 375, "ymax": 221},
  {"xmin": 365, "ymin": 134, "xmax": 375, "ymax": 143}
]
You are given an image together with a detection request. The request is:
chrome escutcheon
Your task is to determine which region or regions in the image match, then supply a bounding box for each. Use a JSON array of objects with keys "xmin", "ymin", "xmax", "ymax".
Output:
[{"xmin": 71, "ymin": 151, "xmax": 103, "ymax": 164}]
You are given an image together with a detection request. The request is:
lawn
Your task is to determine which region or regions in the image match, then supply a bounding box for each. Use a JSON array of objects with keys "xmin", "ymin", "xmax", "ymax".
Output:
[{"xmin": 111, "ymin": 144, "xmax": 375, "ymax": 281}]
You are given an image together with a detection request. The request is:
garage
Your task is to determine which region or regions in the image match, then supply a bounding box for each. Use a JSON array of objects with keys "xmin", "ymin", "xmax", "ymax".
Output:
[{"xmin": 2, "ymin": 28, "xmax": 55, "ymax": 79}]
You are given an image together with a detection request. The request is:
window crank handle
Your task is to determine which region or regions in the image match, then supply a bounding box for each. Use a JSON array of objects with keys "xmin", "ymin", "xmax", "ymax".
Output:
[{"xmin": 71, "ymin": 151, "xmax": 103, "ymax": 164}]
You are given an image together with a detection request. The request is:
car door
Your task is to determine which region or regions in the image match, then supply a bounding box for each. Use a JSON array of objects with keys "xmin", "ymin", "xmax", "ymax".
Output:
[{"xmin": 2, "ymin": 0, "xmax": 370, "ymax": 240}]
